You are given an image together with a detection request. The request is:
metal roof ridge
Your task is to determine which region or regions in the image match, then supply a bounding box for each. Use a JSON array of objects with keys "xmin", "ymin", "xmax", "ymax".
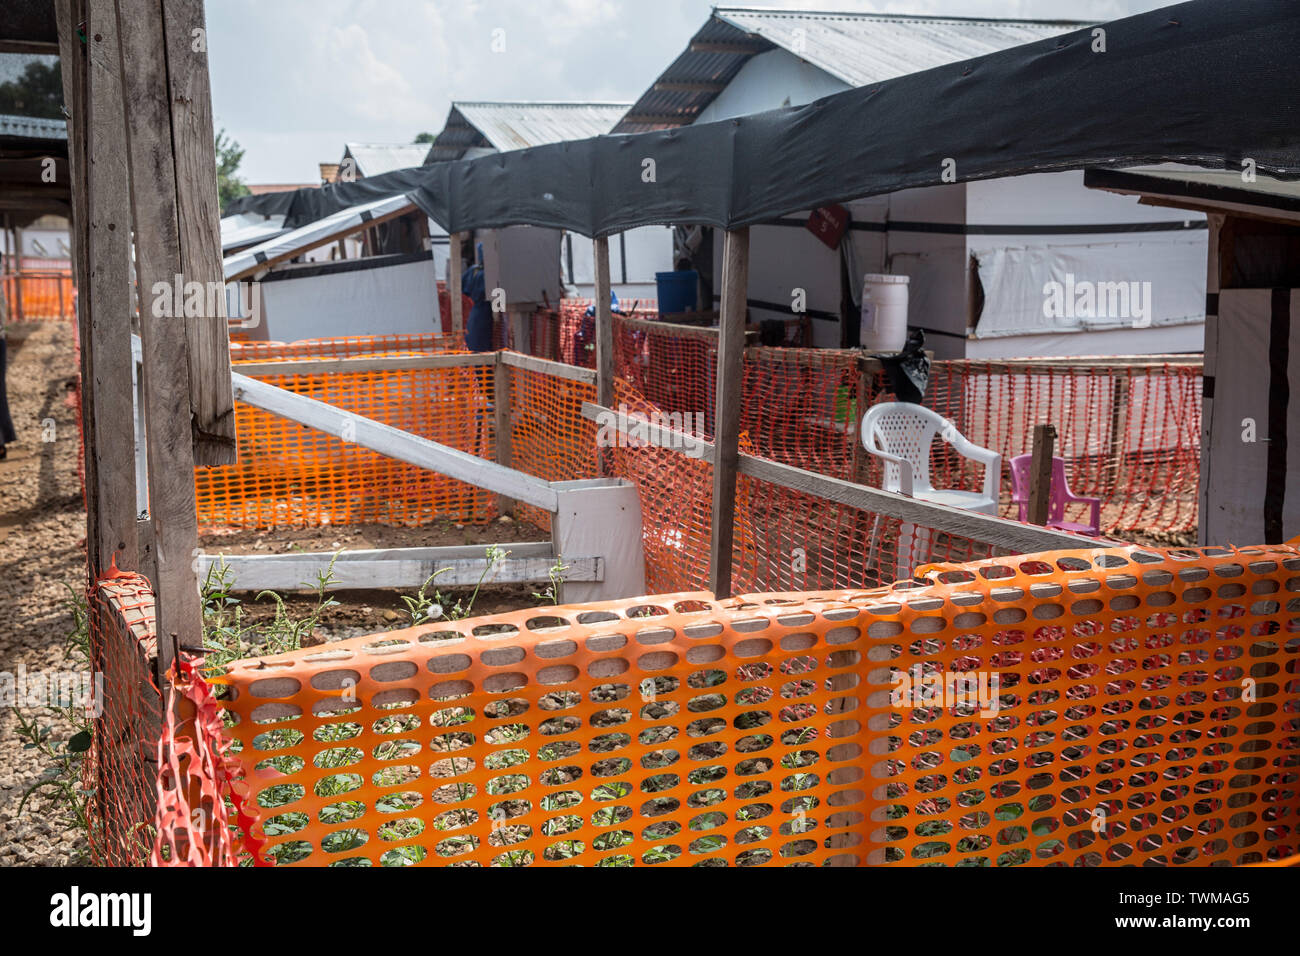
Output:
[{"xmin": 710, "ymin": 6, "xmax": 1094, "ymax": 27}]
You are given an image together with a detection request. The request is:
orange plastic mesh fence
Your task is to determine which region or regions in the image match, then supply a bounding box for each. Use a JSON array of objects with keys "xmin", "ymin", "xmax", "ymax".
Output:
[
  {"xmin": 206, "ymin": 543, "xmax": 1300, "ymax": 867},
  {"xmin": 197, "ymin": 336, "xmax": 492, "ymax": 530},
  {"xmin": 609, "ymin": 377, "xmax": 999, "ymax": 596},
  {"xmin": 503, "ymin": 355, "xmax": 600, "ymax": 531},
  {"xmin": 923, "ymin": 361, "xmax": 1202, "ymax": 535},
  {"xmin": 86, "ymin": 570, "xmax": 163, "ymax": 866},
  {"xmin": 513, "ymin": 299, "xmax": 658, "ymax": 367},
  {"xmin": 1, "ymin": 270, "xmax": 75, "ymax": 321},
  {"xmin": 153, "ymin": 657, "xmax": 252, "ymax": 867},
  {"xmin": 608, "ymin": 315, "xmax": 1202, "ymax": 536}
]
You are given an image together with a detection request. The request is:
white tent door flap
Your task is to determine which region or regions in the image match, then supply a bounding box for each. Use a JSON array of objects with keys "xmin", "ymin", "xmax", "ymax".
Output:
[{"xmin": 1204, "ymin": 288, "xmax": 1300, "ymax": 546}]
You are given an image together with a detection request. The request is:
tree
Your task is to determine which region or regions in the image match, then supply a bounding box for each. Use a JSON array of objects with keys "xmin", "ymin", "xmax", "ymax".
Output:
[
  {"xmin": 216, "ymin": 128, "xmax": 250, "ymax": 208},
  {"xmin": 0, "ymin": 60, "xmax": 63, "ymax": 119},
  {"xmin": 414, "ymin": 132, "xmax": 435, "ymax": 144}
]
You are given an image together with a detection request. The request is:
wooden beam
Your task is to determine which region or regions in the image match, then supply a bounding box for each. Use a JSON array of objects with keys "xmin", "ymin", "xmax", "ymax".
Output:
[
  {"xmin": 593, "ymin": 236, "xmax": 614, "ymax": 409},
  {"xmin": 200, "ymin": 547, "xmax": 602, "ymax": 592},
  {"xmin": 235, "ymin": 352, "xmax": 494, "ymax": 378},
  {"xmin": 688, "ymin": 40, "xmax": 767, "ymax": 54},
  {"xmin": 653, "ymin": 80, "xmax": 727, "ymax": 93},
  {"xmin": 619, "ymin": 114, "xmax": 690, "ymax": 128},
  {"xmin": 499, "ymin": 349, "xmax": 597, "ymax": 385},
  {"xmin": 83, "ymin": 0, "xmax": 139, "ymax": 574},
  {"xmin": 161, "ymin": 0, "xmax": 236, "ymax": 466},
  {"xmin": 448, "ymin": 230, "xmax": 464, "ymax": 338},
  {"xmin": 494, "ymin": 353, "xmax": 515, "ymax": 515},
  {"xmin": 1027, "ymin": 423, "xmax": 1057, "ymax": 526},
  {"xmin": 231, "ymin": 372, "xmax": 560, "ymax": 511},
  {"xmin": 55, "ymin": 0, "xmax": 98, "ymax": 582},
  {"xmin": 115, "ymin": 0, "xmax": 206, "ymax": 668},
  {"xmin": 580, "ymin": 401, "xmax": 1101, "ymax": 554},
  {"xmin": 709, "ymin": 227, "xmax": 748, "ymax": 599}
]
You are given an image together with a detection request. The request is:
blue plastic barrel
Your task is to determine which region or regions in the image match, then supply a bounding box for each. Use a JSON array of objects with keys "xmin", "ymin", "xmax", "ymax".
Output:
[{"xmin": 656, "ymin": 270, "xmax": 699, "ymax": 316}]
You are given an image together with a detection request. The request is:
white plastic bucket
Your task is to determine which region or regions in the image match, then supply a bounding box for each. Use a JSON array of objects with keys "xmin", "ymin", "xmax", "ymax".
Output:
[{"xmin": 860, "ymin": 273, "xmax": 910, "ymax": 351}]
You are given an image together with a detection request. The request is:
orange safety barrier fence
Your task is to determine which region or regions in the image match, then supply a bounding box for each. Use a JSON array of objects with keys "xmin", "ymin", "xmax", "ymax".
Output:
[
  {"xmin": 175, "ymin": 542, "xmax": 1298, "ymax": 867},
  {"xmin": 609, "ymin": 378, "xmax": 999, "ymax": 596},
  {"xmin": 197, "ymin": 335, "xmax": 489, "ymax": 530},
  {"xmin": 502, "ymin": 299, "xmax": 658, "ymax": 365},
  {"xmin": 504, "ymin": 357, "xmax": 600, "ymax": 532},
  {"xmin": 85, "ymin": 570, "xmax": 163, "ymax": 866},
  {"xmin": 608, "ymin": 315, "xmax": 1201, "ymax": 536},
  {"xmin": 1, "ymin": 270, "xmax": 75, "ymax": 321}
]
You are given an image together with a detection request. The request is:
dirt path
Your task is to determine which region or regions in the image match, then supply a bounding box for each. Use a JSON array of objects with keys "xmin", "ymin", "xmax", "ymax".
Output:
[{"xmin": 0, "ymin": 321, "xmax": 87, "ymax": 866}]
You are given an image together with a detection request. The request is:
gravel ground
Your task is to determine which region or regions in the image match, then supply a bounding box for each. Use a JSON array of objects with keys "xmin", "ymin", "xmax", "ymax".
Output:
[{"xmin": 0, "ymin": 321, "xmax": 88, "ymax": 866}]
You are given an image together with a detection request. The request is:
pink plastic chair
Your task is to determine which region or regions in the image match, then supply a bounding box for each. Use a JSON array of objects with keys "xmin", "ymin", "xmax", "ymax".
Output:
[{"xmin": 1009, "ymin": 454, "xmax": 1102, "ymax": 536}]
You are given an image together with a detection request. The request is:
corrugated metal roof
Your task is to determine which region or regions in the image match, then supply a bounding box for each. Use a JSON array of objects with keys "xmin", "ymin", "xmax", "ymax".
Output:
[
  {"xmin": 615, "ymin": 8, "xmax": 1088, "ymax": 133},
  {"xmin": 427, "ymin": 101, "xmax": 631, "ymax": 162},
  {"xmin": 343, "ymin": 143, "xmax": 431, "ymax": 178},
  {"xmin": 0, "ymin": 113, "xmax": 66, "ymax": 141}
]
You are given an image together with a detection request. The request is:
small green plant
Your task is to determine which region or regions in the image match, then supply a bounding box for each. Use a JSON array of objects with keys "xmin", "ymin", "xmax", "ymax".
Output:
[
  {"xmin": 12, "ymin": 584, "xmax": 97, "ymax": 863},
  {"xmin": 531, "ymin": 555, "xmax": 569, "ymax": 605}
]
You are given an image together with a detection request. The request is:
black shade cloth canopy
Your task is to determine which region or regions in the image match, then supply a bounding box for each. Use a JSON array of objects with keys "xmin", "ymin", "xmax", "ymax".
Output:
[{"xmin": 224, "ymin": 0, "xmax": 1300, "ymax": 238}]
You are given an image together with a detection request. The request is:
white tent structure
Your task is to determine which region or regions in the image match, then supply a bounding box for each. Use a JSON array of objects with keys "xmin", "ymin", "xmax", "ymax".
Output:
[
  {"xmin": 428, "ymin": 101, "xmax": 674, "ymax": 301},
  {"xmin": 617, "ymin": 8, "xmax": 1208, "ymax": 356},
  {"xmin": 222, "ymin": 194, "xmax": 442, "ymax": 343}
]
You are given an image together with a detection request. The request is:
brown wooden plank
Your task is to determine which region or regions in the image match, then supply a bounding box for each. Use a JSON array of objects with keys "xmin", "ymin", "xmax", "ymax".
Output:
[
  {"xmin": 494, "ymin": 354, "xmax": 515, "ymax": 516},
  {"xmin": 593, "ymin": 236, "xmax": 613, "ymax": 409},
  {"xmin": 84, "ymin": 0, "xmax": 139, "ymax": 573},
  {"xmin": 236, "ymin": 352, "xmax": 494, "ymax": 378},
  {"xmin": 116, "ymin": 0, "xmax": 203, "ymax": 666},
  {"xmin": 161, "ymin": 0, "xmax": 236, "ymax": 466},
  {"xmin": 709, "ymin": 227, "xmax": 748, "ymax": 599},
  {"xmin": 448, "ymin": 230, "xmax": 464, "ymax": 338},
  {"xmin": 1028, "ymin": 423, "xmax": 1057, "ymax": 526}
]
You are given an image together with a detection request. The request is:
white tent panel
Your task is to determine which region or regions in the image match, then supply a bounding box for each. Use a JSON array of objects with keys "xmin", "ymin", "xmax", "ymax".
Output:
[
  {"xmin": 252, "ymin": 257, "xmax": 442, "ymax": 343},
  {"xmin": 973, "ymin": 237, "xmax": 1207, "ymax": 339}
]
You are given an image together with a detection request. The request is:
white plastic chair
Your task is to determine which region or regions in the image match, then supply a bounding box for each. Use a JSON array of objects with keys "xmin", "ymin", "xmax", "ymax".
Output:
[{"xmin": 860, "ymin": 402, "xmax": 1001, "ymax": 580}]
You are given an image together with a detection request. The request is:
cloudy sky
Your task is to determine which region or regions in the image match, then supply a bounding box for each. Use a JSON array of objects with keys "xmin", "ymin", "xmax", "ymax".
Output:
[{"xmin": 205, "ymin": 0, "xmax": 1172, "ymax": 184}]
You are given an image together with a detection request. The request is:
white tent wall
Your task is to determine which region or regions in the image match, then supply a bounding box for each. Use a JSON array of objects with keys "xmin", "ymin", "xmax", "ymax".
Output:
[
  {"xmin": 695, "ymin": 47, "xmax": 848, "ymax": 126},
  {"xmin": 563, "ymin": 225, "xmax": 674, "ymax": 302},
  {"xmin": 966, "ymin": 171, "xmax": 1207, "ymax": 357},
  {"xmin": 249, "ymin": 257, "xmax": 442, "ymax": 343},
  {"xmin": 1202, "ymin": 288, "xmax": 1300, "ymax": 546}
]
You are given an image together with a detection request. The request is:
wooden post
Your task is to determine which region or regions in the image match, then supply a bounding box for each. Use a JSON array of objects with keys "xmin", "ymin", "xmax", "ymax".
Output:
[
  {"xmin": 9, "ymin": 224, "xmax": 24, "ymax": 320},
  {"xmin": 162, "ymin": 0, "xmax": 236, "ymax": 466},
  {"xmin": 115, "ymin": 0, "xmax": 206, "ymax": 665},
  {"xmin": 448, "ymin": 231, "xmax": 464, "ymax": 340},
  {"xmin": 81, "ymin": 0, "xmax": 140, "ymax": 574},
  {"xmin": 709, "ymin": 227, "xmax": 749, "ymax": 599},
  {"xmin": 494, "ymin": 353, "xmax": 514, "ymax": 517},
  {"xmin": 593, "ymin": 236, "xmax": 614, "ymax": 476},
  {"xmin": 1106, "ymin": 373, "xmax": 1130, "ymax": 496},
  {"xmin": 593, "ymin": 236, "xmax": 614, "ymax": 408},
  {"xmin": 55, "ymin": 0, "xmax": 100, "ymax": 578},
  {"xmin": 1027, "ymin": 423, "xmax": 1057, "ymax": 526}
]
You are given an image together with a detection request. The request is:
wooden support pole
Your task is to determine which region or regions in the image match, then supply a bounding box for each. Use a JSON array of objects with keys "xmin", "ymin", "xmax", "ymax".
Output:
[
  {"xmin": 594, "ymin": 236, "xmax": 613, "ymax": 409},
  {"xmin": 161, "ymin": 0, "xmax": 236, "ymax": 466},
  {"xmin": 494, "ymin": 353, "xmax": 515, "ymax": 516},
  {"xmin": 593, "ymin": 235, "xmax": 614, "ymax": 476},
  {"xmin": 11, "ymin": 226, "xmax": 23, "ymax": 319},
  {"xmin": 55, "ymin": 0, "xmax": 100, "ymax": 579},
  {"xmin": 82, "ymin": 0, "xmax": 139, "ymax": 574},
  {"xmin": 116, "ymin": 0, "xmax": 204, "ymax": 665},
  {"xmin": 448, "ymin": 231, "xmax": 464, "ymax": 339},
  {"xmin": 1027, "ymin": 423, "xmax": 1057, "ymax": 526},
  {"xmin": 709, "ymin": 227, "xmax": 749, "ymax": 599}
]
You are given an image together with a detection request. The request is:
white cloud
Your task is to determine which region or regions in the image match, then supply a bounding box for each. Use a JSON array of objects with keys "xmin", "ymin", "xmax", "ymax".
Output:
[{"xmin": 207, "ymin": 0, "xmax": 1172, "ymax": 183}]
